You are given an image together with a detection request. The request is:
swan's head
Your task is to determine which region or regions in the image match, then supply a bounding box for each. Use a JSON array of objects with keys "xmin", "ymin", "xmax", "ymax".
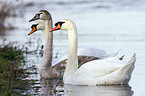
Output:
[
  {"xmin": 29, "ymin": 10, "xmax": 52, "ymax": 22},
  {"xmin": 50, "ymin": 19, "xmax": 76, "ymax": 31},
  {"xmin": 28, "ymin": 20, "xmax": 45, "ymax": 35}
]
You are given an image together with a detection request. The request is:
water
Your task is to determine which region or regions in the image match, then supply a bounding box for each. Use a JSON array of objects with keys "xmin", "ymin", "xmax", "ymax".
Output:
[
  {"xmin": 64, "ymin": 85, "xmax": 133, "ymax": 96},
  {"xmin": 0, "ymin": 0, "xmax": 145, "ymax": 95}
]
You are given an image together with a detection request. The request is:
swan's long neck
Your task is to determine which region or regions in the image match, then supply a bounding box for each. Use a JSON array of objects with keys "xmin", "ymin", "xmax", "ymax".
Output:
[
  {"xmin": 42, "ymin": 19, "xmax": 53, "ymax": 70},
  {"xmin": 63, "ymin": 25, "xmax": 78, "ymax": 82}
]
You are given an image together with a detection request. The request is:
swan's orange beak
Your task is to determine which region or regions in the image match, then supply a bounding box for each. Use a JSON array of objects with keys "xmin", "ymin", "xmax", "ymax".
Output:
[
  {"xmin": 28, "ymin": 26, "xmax": 37, "ymax": 35},
  {"xmin": 50, "ymin": 23, "xmax": 61, "ymax": 32}
]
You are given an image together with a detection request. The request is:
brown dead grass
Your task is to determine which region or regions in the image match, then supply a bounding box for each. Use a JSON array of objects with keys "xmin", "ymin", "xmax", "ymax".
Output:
[{"xmin": 0, "ymin": 1, "xmax": 16, "ymax": 31}]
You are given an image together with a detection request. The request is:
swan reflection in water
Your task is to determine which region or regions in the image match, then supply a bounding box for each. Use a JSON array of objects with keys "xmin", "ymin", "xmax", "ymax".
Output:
[
  {"xmin": 64, "ymin": 84, "xmax": 134, "ymax": 96},
  {"xmin": 39, "ymin": 79, "xmax": 133, "ymax": 96}
]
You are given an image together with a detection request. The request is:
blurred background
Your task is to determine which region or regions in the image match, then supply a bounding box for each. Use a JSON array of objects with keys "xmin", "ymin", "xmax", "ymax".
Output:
[{"xmin": 0, "ymin": 0, "xmax": 145, "ymax": 95}]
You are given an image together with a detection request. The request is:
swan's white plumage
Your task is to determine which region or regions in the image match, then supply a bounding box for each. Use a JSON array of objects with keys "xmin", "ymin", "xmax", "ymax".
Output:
[
  {"xmin": 52, "ymin": 19, "xmax": 136, "ymax": 85},
  {"xmin": 67, "ymin": 54, "xmax": 136, "ymax": 85}
]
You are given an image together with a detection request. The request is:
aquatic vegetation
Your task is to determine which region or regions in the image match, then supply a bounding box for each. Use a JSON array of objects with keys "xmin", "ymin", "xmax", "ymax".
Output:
[{"xmin": 0, "ymin": 40, "xmax": 38, "ymax": 95}]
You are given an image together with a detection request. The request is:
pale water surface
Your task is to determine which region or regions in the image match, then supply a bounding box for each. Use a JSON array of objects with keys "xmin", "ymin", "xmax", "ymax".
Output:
[{"xmin": 0, "ymin": 0, "xmax": 145, "ymax": 95}]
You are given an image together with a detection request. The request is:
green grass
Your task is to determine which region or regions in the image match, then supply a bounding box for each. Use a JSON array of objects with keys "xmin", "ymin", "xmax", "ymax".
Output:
[{"xmin": 0, "ymin": 41, "xmax": 37, "ymax": 95}]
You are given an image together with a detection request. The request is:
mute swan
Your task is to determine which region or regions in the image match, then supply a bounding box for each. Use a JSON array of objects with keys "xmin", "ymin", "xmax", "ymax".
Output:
[
  {"xmin": 50, "ymin": 19, "xmax": 136, "ymax": 85},
  {"xmin": 29, "ymin": 20, "xmax": 101, "ymax": 78},
  {"xmin": 29, "ymin": 10, "xmax": 53, "ymax": 79},
  {"xmin": 29, "ymin": 10, "xmax": 118, "ymax": 79}
]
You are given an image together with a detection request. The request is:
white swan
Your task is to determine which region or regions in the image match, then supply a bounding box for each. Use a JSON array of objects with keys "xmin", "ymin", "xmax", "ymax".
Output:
[
  {"xmin": 50, "ymin": 19, "xmax": 136, "ymax": 85},
  {"xmin": 28, "ymin": 20, "xmax": 104, "ymax": 77},
  {"xmin": 29, "ymin": 10, "xmax": 118, "ymax": 79}
]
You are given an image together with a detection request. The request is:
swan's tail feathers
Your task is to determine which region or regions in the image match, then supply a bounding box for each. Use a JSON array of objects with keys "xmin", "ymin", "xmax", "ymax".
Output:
[
  {"xmin": 129, "ymin": 53, "xmax": 136, "ymax": 63},
  {"xmin": 126, "ymin": 53, "xmax": 136, "ymax": 68},
  {"xmin": 117, "ymin": 53, "xmax": 136, "ymax": 83},
  {"xmin": 103, "ymin": 49, "xmax": 121, "ymax": 58},
  {"xmin": 121, "ymin": 53, "xmax": 136, "ymax": 72}
]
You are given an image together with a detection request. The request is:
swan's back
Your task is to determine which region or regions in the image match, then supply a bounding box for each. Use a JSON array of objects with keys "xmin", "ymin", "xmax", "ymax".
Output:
[
  {"xmin": 53, "ymin": 47, "xmax": 116, "ymax": 65},
  {"xmin": 66, "ymin": 55, "xmax": 136, "ymax": 85}
]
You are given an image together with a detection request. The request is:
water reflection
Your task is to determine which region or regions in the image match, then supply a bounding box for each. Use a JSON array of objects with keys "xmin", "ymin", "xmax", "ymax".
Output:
[
  {"xmin": 33, "ymin": 79, "xmax": 133, "ymax": 96},
  {"xmin": 64, "ymin": 84, "xmax": 133, "ymax": 96},
  {"xmin": 39, "ymin": 79, "xmax": 64, "ymax": 96}
]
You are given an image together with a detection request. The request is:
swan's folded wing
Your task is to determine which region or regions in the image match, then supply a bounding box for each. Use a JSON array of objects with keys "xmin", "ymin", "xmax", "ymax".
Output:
[
  {"xmin": 53, "ymin": 47, "xmax": 107, "ymax": 65},
  {"xmin": 74, "ymin": 57, "xmax": 124, "ymax": 78},
  {"xmin": 77, "ymin": 47, "xmax": 107, "ymax": 58}
]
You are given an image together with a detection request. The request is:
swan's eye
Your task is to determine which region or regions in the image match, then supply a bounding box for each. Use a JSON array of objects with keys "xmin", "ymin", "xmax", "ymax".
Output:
[
  {"xmin": 31, "ymin": 24, "xmax": 38, "ymax": 29},
  {"xmin": 50, "ymin": 22, "xmax": 65, "ymax": 31},
  {"xmin": 34, "ymin": 13, "xmax": 43, "ymax": 19},
  {"xmin": 55, "ymin": 22, "xmax": 58, "ymax": 27},
  {"xmin": 34, "ymin": 15, "xmax": 38, "ymax": 19},
  {"xmin": 55, "ymin": 22, "xmax": 65, "ymax": 27},
  {"xmin": 29, "ymin": 13, "xmax": 43, "ymax": 22}
]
